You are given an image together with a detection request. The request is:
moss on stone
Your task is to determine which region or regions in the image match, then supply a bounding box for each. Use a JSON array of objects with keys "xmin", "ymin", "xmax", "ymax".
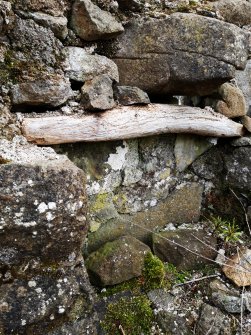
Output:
[
  {"xmin": 112, "ymin": 193, "xmax": 128, "ymax": 213},
  {"xmin": 143, "ymin": 252, "xmax": 167, "ymax": 291},
  {"xmin": 90, "ymin": 193, "xmax": 110, "ymax": 213},
  {"xmin": 101, "ymin": 295, "xmax": 154, "ymax": 335}
]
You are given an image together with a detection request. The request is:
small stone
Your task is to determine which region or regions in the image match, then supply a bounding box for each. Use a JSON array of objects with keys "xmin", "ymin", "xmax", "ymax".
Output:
[
  {"xmin": 155, "ymin": 310, "xmax": 191, "ymax": 335},
  {"xmin": 85, "ymin": 235, "xmax": 150, "ymax": 286},
  {"xmin": 71, "ymin": 0, "xmax": 124, "ymax": 41},
  {"xmin": 174, "ymin": 134, "xmax": 216, "ymax": 172},
  {"xmin": 196, "ymin": 303, "xmax": 232, "ymax": 335},
  {"xmin": 63, "ymin": 46, "xmax": 119, "ymax": 82},
  {"xmin": 209, "ymin": 279, "xmax": 243, "ymax": 313},
  {"xmin": 231, "ymin": 136, "xmax": 251, "ymax": 147},
  {"xmin": 20, "ymin": 11, "xmax": 68, "ymax": 40},
  {"xmin": 225, "ymin": 147, "xmax": 251, "ymax": 192},
  {"xmin": 81, "ymin": 74, "xmax": 116, "ymax": 111},
  {"xmin": 152, "ymin": 227, "xmax": 217, "ymax": 270},
  {"xmin": 235, "ymin": 59, "xmax": 251, "ymax": 114},
  {"xmin": 115, "ymin": 86, "xmax": 150, "ymax": 105},
  {"xmin": 211, "ymin": 0, "xmax": 251, "ymax": 27},
  {"xmin": 117, "ymin": 0, "xmax": 145, "ymax": 12},
  {"xmin": 11, "ymin": 76, "xmax": 73, "ymax": 108},
  {"xmin": 222, "ymin": 248, "xmax": 251, "ymax": 287},
  {"xmin": 241, "ymin": 115, "xmax": 251, "ymax": 132},
  {"xmin": 216, "ymin": 83, "xmax": 247, "ymax": 118}
]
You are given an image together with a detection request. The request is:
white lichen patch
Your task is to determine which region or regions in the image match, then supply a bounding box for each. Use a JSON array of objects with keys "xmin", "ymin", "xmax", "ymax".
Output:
[
  {"xmin": 28, "ymin": 280, "xmax": 37, "ymax": 288},
  {"xmin": 27, "ymin": 179, "xmax": 34, "ymax": 186},
  {"xmin": 106, "ymin": 142, "xmax": 128, "ymax": 171},
  {"xmin": 86, "ymin": 181, "xmax": 101, "ymax": 195},
  {"xmin": 0, "ymin": 136, "xmax": 61, "ymax": 164},
  {"xmin": 37, "ymin": 202, "xmax": 48, "ymax": 213},
  {"xmin": 58, "ymin": 306, "xmax": 65, "ymax": 314},
  {"xmin": 14, "ymin": 219, "xmax": 37, "ymax": 228},
  {"xmin": 46, "ymin": 212, "xmax": 56, "ymax": 222},
  {"xmin": 66, "ymin": 200, "xmax": 83, "ymax": 214},
  {"xmin": 48, "ymin": 202, "xmax": 57, "ymax": 210}
]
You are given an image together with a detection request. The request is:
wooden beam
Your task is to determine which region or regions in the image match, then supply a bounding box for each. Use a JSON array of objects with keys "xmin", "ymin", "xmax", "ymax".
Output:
[{"xmin": 22, "ymin": 104, "xmax": 243, "ymax": 145}]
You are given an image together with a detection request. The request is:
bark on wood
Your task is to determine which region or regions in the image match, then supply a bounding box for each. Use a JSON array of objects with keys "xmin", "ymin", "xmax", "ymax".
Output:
[{"xmin": 22, "ymin": 104, "xmax": 244, "ymax": 145}]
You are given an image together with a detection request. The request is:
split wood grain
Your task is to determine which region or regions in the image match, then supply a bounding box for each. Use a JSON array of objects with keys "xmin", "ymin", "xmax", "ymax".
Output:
[{"xmin": 22, "ymin": 104, "xmax": 244, "ymax": 145}]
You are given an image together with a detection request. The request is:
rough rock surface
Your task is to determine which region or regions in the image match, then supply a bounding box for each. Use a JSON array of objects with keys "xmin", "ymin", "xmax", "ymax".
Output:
[
  {"xmin": 216, "ymin": 83, "xmax": 246, "ymax": 118},
  {"xmin": 81, "ymin": 74, "xmax": 116, "ymax": 111},
  {"xmin": 87, "ymin": 182, "xmax": 204, "ymax": 253},
  {"xmin": 22, "ymin": 11, "xmax": 68, "ymax": 40},
  {"xmin": 9, "ymin": 17, "xmax": 63, "ymax": 70},
  {"xmin": 115, "ymin": 86, "xmax": 150, "ymax": 105},
  {"xmin": 241, "ymin": 115, "xmax": 251, "ymax": 132},
  {"xmin": 13, "ymin": 0, "xmax": 69, "ymax": 16},
  {"xmin": 11, "ymin": 75, "xmax": 73, "ymax": 108},
  {"xmin": 85, "ymin": 235, "xmax": 150, "ymax": 286},
  {"xmin": 111, "ymin": 13, "xmax": 248, "ymax": 95},
  {"xmin": 71, "ymin": 0, "xmax": 124, "ymax": 41},
  {"xmin": 196, "ymin": 303, "xmax": 232, "ymax": 335},
  {"xmin": 63, "ymin": 47, "xmax": 119, "ymax": 82},
  {"xmin": 210, "ymin": 279, "xmax": 245, "ymax": 313},
  {"xmin": 192, "ymin": 147, "xmax": 224, "ymax": 181},
  {"xmin": 222, "ymin": 248, "xmax": 251, "ymax": 287},
  {"xmin": 236, "ymin": 59, "xmax": 251, "ymax": 113},
  {"xmin": 174, "ymin": 134, "xmax": 216, "ymax": 172},
  {"xmin": 212, "ymin": 0, "xmax": 251, "ymax": 27},
  {"xmin": 224, "ymin": 147, "xmax": 251, "ymax": 192},
  {"xmin": 152, "ymin": 226, "xmax": 217, "ymax": 270},
  {"xmin": 0, "ymin": 137, "xmax": 97, "ymax": 334},
  {"xmin": 0, "ymin": 101, "xmax": 20, "ymax": 140},
  {"xmin": 148, "ymin": 289, "xmax": 192, "ymax": 334}
]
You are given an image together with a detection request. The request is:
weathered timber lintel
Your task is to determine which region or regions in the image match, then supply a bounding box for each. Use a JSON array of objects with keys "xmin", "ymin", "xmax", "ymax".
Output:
[{"xmin": 22, "ymin": 104, "xmax": 244, "ymax": 145}]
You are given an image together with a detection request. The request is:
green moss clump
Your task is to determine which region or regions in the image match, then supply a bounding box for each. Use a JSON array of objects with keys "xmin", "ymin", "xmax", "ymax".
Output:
[
  {"xmin": 101, "ymin": 295, "xmax": 154, "ymax": 335},
  {"xmin": 99, "ymin": 278, "xmax": 140, "ymax": 297},
  {"xmin": 90, "ymin": 193, "xmax": 109, "ymax": 213},
  {"xmin": 165, "ymin": 263, "xmax": 191, "ymax": 284},
  {"xmin": 143, "ymin": 253, "xmax": 166, "ymax": 291}
]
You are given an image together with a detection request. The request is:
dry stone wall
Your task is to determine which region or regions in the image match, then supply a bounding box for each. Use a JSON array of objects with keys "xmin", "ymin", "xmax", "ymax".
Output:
[{"xmin": 0, "ymin": 0, "xmax": 251, "ymax": 334}]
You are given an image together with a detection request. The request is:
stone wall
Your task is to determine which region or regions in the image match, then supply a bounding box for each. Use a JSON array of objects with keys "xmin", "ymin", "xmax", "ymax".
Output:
[{"xmin": 0, "ymin": 0, "xmax": 251, "ymax": 333}]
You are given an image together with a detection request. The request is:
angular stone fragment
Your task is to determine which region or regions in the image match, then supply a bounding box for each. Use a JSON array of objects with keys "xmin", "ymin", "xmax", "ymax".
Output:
[
  {"xmin": 115, "ymin": 86, "xmax": 150, "ymax": 105},
  {"xmin": 117, "ymin": 0, "xmax": 145, "ymax": 11},
  {"xmin": 0, "ymin": 137, "xmax": 97, "ymax": 334},
  {"xmin": 174, "ymin": 134, "xmax": 216, "ymax": 172},
  {"xmin": 86, "ymin": 235, "xmax": 150, "ymax": 286},
  {"xmin": 224, "ymin": 147, "xmax": 251, "ymax": 192},
  {"xmin": 81, "ymin": 74, "xmax": 116, "ymax": 111},
  {"xmin": 25, "ymin": 12, "xmax": 68, "ymax": 40},
  {"xmin": 0, "ymin": 102, "xmax": 20, "ymax": 140},
  {"xmin": 210, "ymin": 279, "xmax": 244, "ymax": 313},
  {"xmin": 222, "ymin": 248, "xmax": 251, "ymax": 287},
  {"xmin": 152, "ymin": 227, "xmax": 217, "ymax": 270},
  {"xmin": 111, "ymin": 14, "xmax": 248, "ymax": 95},
  {"xmin": 192, "ymin": 147, "xmax": 224, "ymax": 180},
  {"xmin": 241, "ymin": 116, "xmax": 251, "ymax": 132},
  {"xmin": 71, "ymin": 0, "xmax": 124, "ymax": 41},
  {"xmin": 63, "ymin": 46, "xmax": 119, "ymax": 82},
  {"xmin": 0, "ymin": 137, "xmax": 87, "ymax": 269},
  {"xmin": 236, "ymin": 60, "xmax": 251, "ymax": 113},
  {"xmin": 12, "ymin": 0, "xmax": 69, "ymax": 16},
  {"xmin": 216, "ymin": 83, "xmax": 246, "ymax": 118},
  {"xmin": 11, "ymin": 75, "xmax": 73, "ymax": 108},
  {"xmin": 87, "ymin": 183, "xmax": 204, "ymax": 253},
  {"xmin": 196, "ymin": 303, "xmax": 232, "ymax": 335},
  {"xmin": 212, "ymin": 0, "xmax": 251, "ymax": 27},
  {"xmin": 10, "ymin": 17, "xmax": 62, "ymax": 69}
]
